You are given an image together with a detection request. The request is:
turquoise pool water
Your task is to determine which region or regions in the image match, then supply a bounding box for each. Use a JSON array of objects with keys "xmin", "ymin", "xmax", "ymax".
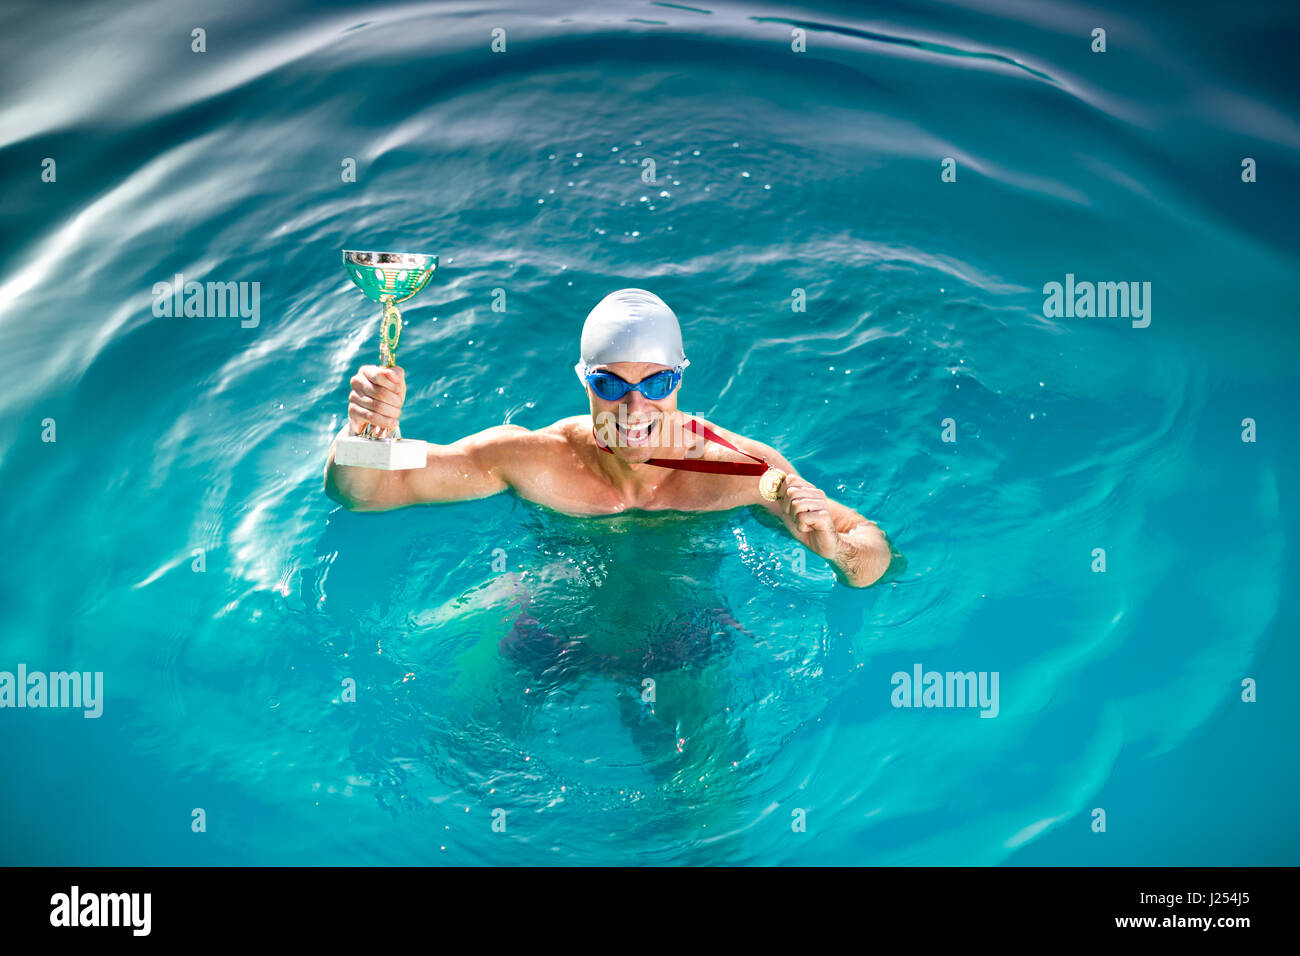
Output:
[{"xmin": 0, "ymin": 0, "xmax": 1296, "ymax": 865}]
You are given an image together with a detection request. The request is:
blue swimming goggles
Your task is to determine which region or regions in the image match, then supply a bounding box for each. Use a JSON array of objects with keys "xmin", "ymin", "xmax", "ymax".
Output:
[{"xmin": 575, "ymin": 362, "xmax": 686, "ymax": 401}]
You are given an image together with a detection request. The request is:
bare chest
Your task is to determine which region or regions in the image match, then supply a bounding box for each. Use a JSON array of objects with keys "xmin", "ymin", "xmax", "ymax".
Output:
[{"xmin": 517, "ymin": 454, "xmax": 762, "ymax": 517}]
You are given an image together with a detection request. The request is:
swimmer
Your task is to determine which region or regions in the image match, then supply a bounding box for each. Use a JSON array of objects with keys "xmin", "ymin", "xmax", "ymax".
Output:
[{"xmin": 324, "ymin": 289, "xmax": 893, "ymax": 587}]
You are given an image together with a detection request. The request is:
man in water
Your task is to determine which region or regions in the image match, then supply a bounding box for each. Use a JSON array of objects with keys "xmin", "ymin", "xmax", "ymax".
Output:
[{"xmin": 324, "ymin": 289, "xmax": 893, "ymax": 587}]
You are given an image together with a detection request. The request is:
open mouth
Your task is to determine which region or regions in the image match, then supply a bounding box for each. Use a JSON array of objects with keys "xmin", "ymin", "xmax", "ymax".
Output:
[{"xmin": 616, "ymin": 417, "xmax": 657, "ymax": 448}]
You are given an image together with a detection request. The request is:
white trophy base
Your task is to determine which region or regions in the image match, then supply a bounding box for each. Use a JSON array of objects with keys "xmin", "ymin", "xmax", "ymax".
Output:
[{"xmin": 334, "ymin": 435, "xmax": 428, "ymax": 470}]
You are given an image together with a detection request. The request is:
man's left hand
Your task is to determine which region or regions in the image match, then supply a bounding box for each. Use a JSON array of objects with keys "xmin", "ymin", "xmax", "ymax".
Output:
[{"xmin": 779, "ymin": 475, "xmax": 840, "ymax": 558}]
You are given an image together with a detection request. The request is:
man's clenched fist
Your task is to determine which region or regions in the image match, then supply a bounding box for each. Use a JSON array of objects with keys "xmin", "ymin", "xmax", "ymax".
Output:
[{"xmin": 348, "ymin": 364, "xmax": 405, "ymax": 438}]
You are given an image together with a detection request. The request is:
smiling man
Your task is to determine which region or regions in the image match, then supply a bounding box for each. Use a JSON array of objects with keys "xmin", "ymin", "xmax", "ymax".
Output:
[{"xmin": 324, "ymin": 288, "xmax": 893, "ymax": 587}]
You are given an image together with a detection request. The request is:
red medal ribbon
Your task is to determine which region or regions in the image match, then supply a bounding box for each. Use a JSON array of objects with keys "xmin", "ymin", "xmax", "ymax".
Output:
[{"xmin": 593, "ymin": 416, "xmax": 770, "ymax": 476}]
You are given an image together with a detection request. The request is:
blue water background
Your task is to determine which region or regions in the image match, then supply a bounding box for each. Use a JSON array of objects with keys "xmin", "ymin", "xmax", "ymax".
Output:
[{"xmin": 0, "ymin": 0, "xmax": 1297, "ymax": 864}]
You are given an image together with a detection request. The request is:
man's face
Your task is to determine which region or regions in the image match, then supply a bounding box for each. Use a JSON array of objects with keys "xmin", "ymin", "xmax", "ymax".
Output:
[{"xmin": 587, "ymin": 361, "xmax": 679, "ymax": 462}]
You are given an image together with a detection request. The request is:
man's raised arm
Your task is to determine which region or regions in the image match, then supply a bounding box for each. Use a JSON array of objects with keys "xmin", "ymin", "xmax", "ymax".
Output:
[{"xmin": 323, "ymin": 363, "xmax": 525, "ymax": 512}]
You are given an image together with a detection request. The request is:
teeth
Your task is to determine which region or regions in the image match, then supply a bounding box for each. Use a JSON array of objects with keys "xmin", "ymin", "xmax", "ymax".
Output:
[{"xmin": 618, "ymin": 419, "xmax": 654, "ymax": 444}]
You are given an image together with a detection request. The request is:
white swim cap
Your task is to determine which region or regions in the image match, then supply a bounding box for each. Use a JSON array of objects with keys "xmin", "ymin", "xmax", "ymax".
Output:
[{"xmin": 575, "ymin": 289, "xmax": 689, "ymax": 387}]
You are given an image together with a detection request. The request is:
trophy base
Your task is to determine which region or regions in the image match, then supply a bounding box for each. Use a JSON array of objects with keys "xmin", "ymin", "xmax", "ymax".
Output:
[{"xmin": 334, "ymin": 436, "xmax": 428, "ymax": 471}]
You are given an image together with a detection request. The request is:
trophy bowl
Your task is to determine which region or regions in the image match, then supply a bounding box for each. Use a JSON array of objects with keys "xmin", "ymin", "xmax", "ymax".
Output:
[{"xmin": 342, "ymin": 250, "xmax": 438, "ymax": 305}]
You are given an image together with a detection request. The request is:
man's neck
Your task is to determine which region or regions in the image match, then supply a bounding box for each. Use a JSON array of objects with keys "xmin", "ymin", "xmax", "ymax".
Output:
[{"xmin": 587, "ymin": 410, "xmax": 691, "ymax": 501}]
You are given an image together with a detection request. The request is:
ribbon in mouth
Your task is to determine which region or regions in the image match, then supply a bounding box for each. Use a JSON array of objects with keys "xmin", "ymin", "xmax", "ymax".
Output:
[{"xmin": 593, "ymin": 416, "xmax": 786, "ymax": 498}]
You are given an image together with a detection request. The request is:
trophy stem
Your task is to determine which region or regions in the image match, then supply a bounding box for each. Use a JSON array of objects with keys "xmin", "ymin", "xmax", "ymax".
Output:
[{"xmin": 379, "ymin": 296, "xmax": 402, "ymax": 368}]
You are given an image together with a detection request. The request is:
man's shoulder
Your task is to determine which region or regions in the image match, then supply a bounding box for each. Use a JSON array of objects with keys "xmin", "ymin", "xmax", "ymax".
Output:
[
  {"xmin": 467, "ymin": 416, "xmax": 586, "ymax": 439},
  {"xmin": 488, "ymin": 416, "xmax": 590, "ymax": 453},
  {"xmin": 535, "ymin": 415, "xmax": 592, "ymax": 446},
  {"xmin": 541, "ymin": 414, "xmax": 592, "ymax": 432},
  {"xmin": 457, "ymin": 418, "xmax": 586, "ymax": 475}
]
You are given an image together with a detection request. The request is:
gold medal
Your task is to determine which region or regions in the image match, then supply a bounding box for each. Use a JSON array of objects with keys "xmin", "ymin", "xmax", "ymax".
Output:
[{"xmin": 758, "ymin": 467, "xmax": 786, "ymax": 501}]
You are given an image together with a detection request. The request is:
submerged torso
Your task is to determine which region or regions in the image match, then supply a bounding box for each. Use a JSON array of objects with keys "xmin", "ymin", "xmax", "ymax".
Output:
[{"xmin": 502, "ymin": 506, "xmax": 752, "ymax": 672}]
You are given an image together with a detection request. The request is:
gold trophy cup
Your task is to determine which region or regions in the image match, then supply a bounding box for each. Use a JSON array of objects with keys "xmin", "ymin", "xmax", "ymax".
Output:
[{"xmin": 334, "ymin": 249, "xmax": 437, "ymax": 470}]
